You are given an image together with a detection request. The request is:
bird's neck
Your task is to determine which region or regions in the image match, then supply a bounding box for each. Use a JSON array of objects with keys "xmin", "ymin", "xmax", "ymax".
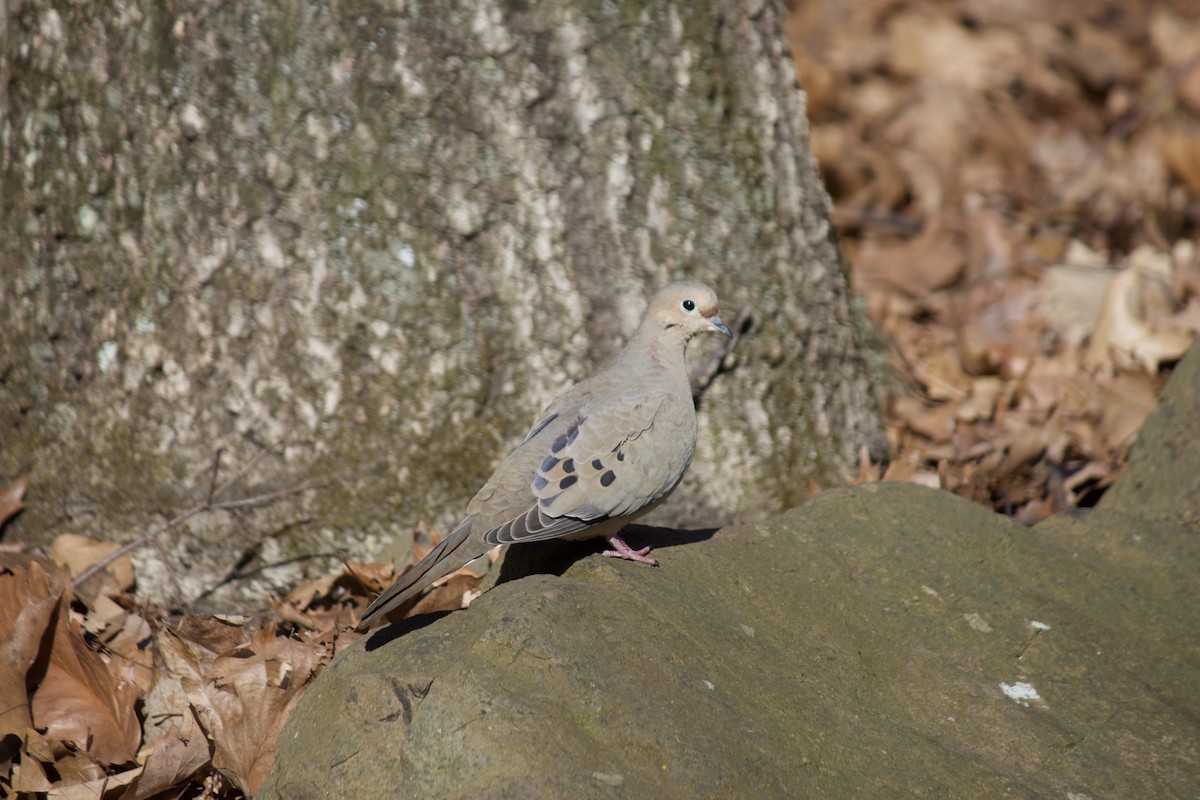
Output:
[{"xmin": 615, "ymin": 327, "xmax": 692, "ymax": 395}]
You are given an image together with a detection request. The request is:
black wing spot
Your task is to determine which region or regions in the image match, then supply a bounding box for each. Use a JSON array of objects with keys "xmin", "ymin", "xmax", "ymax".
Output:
[
  {"xmin": 561, "ymin": 458, "xmax": 575, "ymax": 474},
  {"xmin": 551, "ymin": 422, "xmax": 583, "ymax": 454},
  {"xmin": 600, "ymin": 470, "xmax": 616, "ymax": 487},
  {"xmin": 591, "ymin": 458, "xmax": 603, "ymax": 470},
  {"xmin": 533, "ymin": 476, "xmax": 549, "ymax": 491},
  {"xmin": 616, "ymin": 450, "xmax": 626, "ymax": 462},
  {"xmin": 559, "ymin": 475, "xmax": 578, "ymax": 490},
  {"xmin": 541, "ymin": 455, "xmax": 560, "ymax": 473}
]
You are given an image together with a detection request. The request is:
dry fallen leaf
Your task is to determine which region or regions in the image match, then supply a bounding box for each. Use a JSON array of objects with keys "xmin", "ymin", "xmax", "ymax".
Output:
[
  {"xmin": 1099, "ymin": 372, "xmax": 1160, "ymax": 451},
  {"xmin": 123, "ymin": 717, "xmax": 212, "ymax": 800},
  {"xmin": 184, "ymin": 625, "xmax": 327, "ymax": 796},
  {"xmin": 0, "ymin": 476, "xmax": 29, "ymax": 530},
  {"xmin": 854, "ymin": 229, "xmax": 967, "ymax": 297},
  {"xmin": 79, "ymin": 594, "xmax": 156, "ymax": 694},
  {"xmin": 12, "ymin": 731, "xmax": 54, "ymax": 794},
  {"xmin": 1085, "ymin": 254, "xmax": 1194, "ymax": 374},
  {"xmin": 49, "ymin": 533, "xmax": 135, "ymax": 598},
  {"xmin": 46, "ymin": 764, "xmax": 141, "ymax": 799},
  {"xmin": 30, "ymin": 590, "xmax": 141, "ymax": 766},
  {"xmin": 0, "ymin": 557, "xmax": 66, "ymax": 750}
]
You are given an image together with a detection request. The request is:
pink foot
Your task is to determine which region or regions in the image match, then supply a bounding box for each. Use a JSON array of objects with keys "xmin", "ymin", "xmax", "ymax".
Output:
[{"xmin": 601, "ymin": 535, "xmax": 658, "ymax": 565}]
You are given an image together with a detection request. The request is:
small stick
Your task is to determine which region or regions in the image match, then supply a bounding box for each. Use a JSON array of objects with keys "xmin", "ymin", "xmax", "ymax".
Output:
[{"xmin": 73, "ymin": 481, "xmax": 318, "ymax": 588}]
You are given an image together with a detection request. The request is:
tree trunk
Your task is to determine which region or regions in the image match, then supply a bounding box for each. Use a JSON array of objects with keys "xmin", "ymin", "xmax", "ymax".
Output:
[{"xmin": 0, "ymin": 0, "xmax": 885, "ymax": 608}]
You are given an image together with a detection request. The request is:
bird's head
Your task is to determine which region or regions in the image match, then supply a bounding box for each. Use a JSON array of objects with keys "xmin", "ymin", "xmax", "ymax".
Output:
[{"xmin": 644, "ymin": 281, "xmax": 732, "ymax": 341}]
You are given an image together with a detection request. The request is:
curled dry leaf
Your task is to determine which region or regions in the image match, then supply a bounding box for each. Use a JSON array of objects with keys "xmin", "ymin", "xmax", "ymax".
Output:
[
  {"xmin": 1036, "ymin": 247, "xmax": 1113, "ymax": 348},
  {"xmin": 45, "ymin": 764, "xmax": 141, "ymax": 799},
  {"xmin": 854, "ymin": 229, "xmax": 967, "ymax": 297},
  {"xmin": 1085, "ymin": 252, "xmax": 1195, "ymax": 374},
  {"xmin": 49, "ymin": 533, "xmax": 135, "ymax": 598},
  {"xmin": 183, "ymin": 625, "xmax": 328, "ymax": 796},
  {"xmin": 1100, "ymin": 373, "xmax": 1160, "ymax": 451},
  {"xmin": 17, "ymin": 727, "xmax": 109, "ymax": 794},
  {"xmin": 79, "ymin": 594, "xmax": 156, "ymax": 694},
  {"xmin": 0, "ymin": 475, "xmax": 30, "ymax": 530},
  {"xmin": 0, "ymin": 556, "xmax": 66, "ymax": 751},
  {"xmin": 123, "ymin": 717, "xmax": 212, "ymax": 800},
  {"xmin": 12, "ymin": 733, "xmax": 53, "ymax": 794},
  {"xmin": 29, "ymin": 589, "xmax": 141, "ymax": 767}
]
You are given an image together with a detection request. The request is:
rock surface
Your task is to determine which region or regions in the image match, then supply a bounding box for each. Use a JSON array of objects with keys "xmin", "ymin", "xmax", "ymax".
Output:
[
  {"xmin": 263, "ymin": 344, "xmax": 1200, "ymax": 797},
  {"xmin": 261, "ymin": 480, "xmax": 1199, "ymax": 798},
  {"xmin": 1099, "ymin": 341, "xmax": 1200, "ymax": 522}
]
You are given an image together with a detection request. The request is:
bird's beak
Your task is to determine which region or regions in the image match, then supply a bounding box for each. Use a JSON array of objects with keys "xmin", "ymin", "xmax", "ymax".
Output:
[{"xmin": 708, "ymin": 315, "xmax": 733, "ymax": 338}]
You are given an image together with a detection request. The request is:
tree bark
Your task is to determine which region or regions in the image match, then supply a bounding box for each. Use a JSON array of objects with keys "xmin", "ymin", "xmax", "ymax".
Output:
[{"xmin": 0, "ymin": 0, "xmax": 885, "ymax": 608}]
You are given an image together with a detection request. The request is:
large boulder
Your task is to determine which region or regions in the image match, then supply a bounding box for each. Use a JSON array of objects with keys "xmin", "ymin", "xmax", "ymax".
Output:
[
  {"xmin": 1099, "ymin": 341, "xmax": 1200, "ymax": 521},
  {"xmin": 260, "ymin": 477, "xmax": 1199, "ymax": 798}
]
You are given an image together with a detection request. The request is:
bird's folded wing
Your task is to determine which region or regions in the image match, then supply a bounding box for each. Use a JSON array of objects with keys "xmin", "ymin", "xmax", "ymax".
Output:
[{"xmin": 482, "ymin": 388, "xmax": 693, "ymax": 545}]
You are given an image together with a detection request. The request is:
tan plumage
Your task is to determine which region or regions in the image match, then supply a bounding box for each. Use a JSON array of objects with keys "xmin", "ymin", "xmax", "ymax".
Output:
[{"xmin": 356, "ymin": 281, "xmax": 731, "ymax": 630}]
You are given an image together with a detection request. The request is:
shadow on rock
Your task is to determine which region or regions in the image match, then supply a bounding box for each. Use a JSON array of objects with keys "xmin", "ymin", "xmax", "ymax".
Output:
[
  {"xmin": 492, "ymin": 524, "xmax": 719, "ymax": 587},
  {"xmin": 363, "ymin": 610, "xmax": 453, "ymax": 651}
]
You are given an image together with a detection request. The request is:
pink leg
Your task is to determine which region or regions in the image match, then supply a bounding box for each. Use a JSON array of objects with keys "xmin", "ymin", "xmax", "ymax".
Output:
[{"xmin": 601, "ymin": 535, "xmax": 658, "ymax": 565}]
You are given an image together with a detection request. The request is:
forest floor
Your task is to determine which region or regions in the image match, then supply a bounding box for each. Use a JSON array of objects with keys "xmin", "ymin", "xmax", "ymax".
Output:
[{"xmin": 2, "ymin": 1, "xmax": 1199, "ymax": 797}]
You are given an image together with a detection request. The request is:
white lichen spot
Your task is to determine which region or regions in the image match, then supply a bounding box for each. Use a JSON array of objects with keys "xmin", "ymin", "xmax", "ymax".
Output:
[
  {"xmin": 135, "ymin": 312, "xmax": 156, "ymax": 334},
  {"xmin": 369, "ymin": 319, "xmax": 390, "ymax": 338},
  {"xmin": 378, "ymin": 350, "xmax": 400, "ymax": 376},
  {"xmin": 156, "ymin": 358, "xmax": 192, "ymax": 402},
  {"xmin": 920, "ymin": 585, "xmax": 940, "ymax": 597},
  {"xmin": 347, "ymin": 282, "xmax": 368, "ymax": 312},
  {"xmin": 39, "ymin": 8, "xmax": 64, "ymax": 42},
  {"xmin": 740, "ymin": 624, "xmax": 755, "ymax": 638},
  {"xmin": 1067, "ymin": 793, "xmax": 1094, "ymax": 800},
  {"xmin": 591, "ymin": 772, "xmax": 624, "ymax": 787},
  {"xmin": 703, "ymin": 679, "xmax": 715, "ymax": 690},
  {"xmin": 323, "ymin": 383, "xmax": 341, "ymax": 416},
  {"xmin": 396, "ymin": 242, "xmax": 415, "ymax": 268},
  {"xmin": 305, "ymin": 114, "xmax": 331, "ymax": 161},
  {"xmin": 471, "ymin": 0, "xmax": 513, "ymax": 54},
  {"xmin": 296, "ymin": 398, "xmax": 319, "ymax": 431},
  {"xmin": 674, "ymin": 46, "xmax": 694, "ymax": 92},
  {"xmin": 77, "ymin": 204, "xmax": 99, "ymax": 234},
  {"xmin": 392, "ymin": 54, "xmax": 427, "ymax": 100},
  {"xmin": 604, "ymin": 148, "xmax": 631, "ymax": 228},
  {"xmin": 96, "ymin": 341, "xmax": 119, "ymax": 374},
  {"xmin": 557, "ymin": 18, "xmax": 603, "ymax": 135},
  {"xmin": 963, "ymin": 612, "xmax": 993, "ymax": 633},
  {"xmin": 305, "ymin": 336, "xmax": 338, "ymax": 365},
  {"xmin": 1000, "ymin": 681, "xmax": 1043, "ymax": 707},
  {"xmin": 446, "ymin": 183, "xmax": 483, "ymax": 235},
  {"xmin": 667, "ymin": 5, "xmax": 683, "ymax": 41},
  {"xmin": 255, "ymin": 228, "xmax": 285, "ymax": 270},
  {"xmin": 646, "ymin": 175, "xmax": 670, "ymax": 237},
  {"xmin": 1030, "ymin": 620, "xmax": 1051, "ymax": 631},
  {"xmin": 179, "ymin": 103, "xmax": 208, "ymax": 137}
]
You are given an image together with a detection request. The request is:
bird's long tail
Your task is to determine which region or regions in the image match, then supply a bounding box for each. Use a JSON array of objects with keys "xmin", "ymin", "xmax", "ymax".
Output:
[{"xmin": 355, "ymin": 519, "xmax": 489, "ymax": 631}]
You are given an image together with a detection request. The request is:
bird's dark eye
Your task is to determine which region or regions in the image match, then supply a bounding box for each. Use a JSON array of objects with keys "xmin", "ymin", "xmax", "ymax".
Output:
[{"xmin": 681, "ymin": 299, "xmax": 696, "ymax": 312}]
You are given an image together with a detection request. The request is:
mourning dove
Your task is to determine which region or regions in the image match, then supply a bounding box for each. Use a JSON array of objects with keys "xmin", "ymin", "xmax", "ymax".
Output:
[{"xmin": 356, "ymin": 281, "xmax": 731, "ymax": 630}]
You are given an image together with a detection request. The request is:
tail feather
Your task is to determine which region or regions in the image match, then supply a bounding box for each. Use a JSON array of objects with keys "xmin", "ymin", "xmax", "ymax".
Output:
[{"xmin": 356, "ymin": 519, "xmax": 487, "ymax": 631}]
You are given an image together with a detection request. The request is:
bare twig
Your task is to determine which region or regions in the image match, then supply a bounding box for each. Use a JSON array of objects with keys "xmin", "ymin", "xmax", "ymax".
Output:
[
  {"xmin": 205, "ymin": 448, "xmax": 225, "ymax": 505},
  {"xmin": 73, "ymin": 481, "xmax": 319, "ymax": 588}
]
